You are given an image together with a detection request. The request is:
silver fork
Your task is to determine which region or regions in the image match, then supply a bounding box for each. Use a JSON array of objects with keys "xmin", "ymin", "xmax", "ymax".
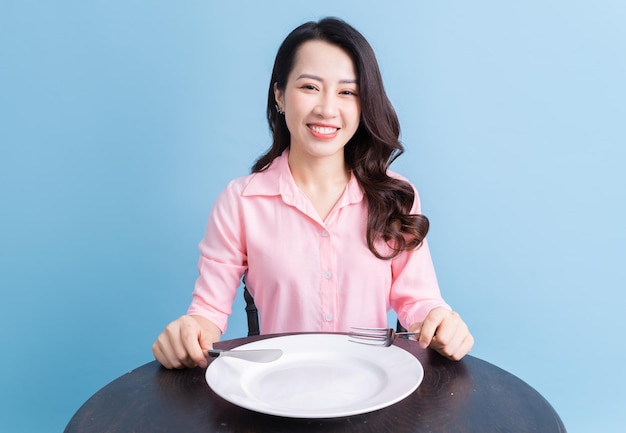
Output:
[{"xmin": 349, "ymin": 326, "xmax": 420, "ymax": 347}]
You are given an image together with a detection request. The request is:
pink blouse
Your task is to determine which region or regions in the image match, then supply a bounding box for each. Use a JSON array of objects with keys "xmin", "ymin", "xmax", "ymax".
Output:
[{"xmin": 187, "ymin": 150, "xmax": 450, "ymax": 333}]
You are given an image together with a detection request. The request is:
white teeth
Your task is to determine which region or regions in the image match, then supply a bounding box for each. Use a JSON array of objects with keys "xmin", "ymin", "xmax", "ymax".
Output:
[{"xmin": 309, "ymin": 125, "xmax": 338, "ymax": 135}]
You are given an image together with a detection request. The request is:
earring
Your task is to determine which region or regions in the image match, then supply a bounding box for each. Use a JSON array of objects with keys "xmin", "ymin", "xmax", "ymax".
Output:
[{"xmin": 275, "ymin": 104, "xmax": 284, "ymax": 115}]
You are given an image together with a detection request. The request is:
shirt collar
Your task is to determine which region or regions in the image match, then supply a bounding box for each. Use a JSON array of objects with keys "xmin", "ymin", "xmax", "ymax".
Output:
[{"xmin": 242, "ymin": 149, "xmax": 364, "ymax": 208}]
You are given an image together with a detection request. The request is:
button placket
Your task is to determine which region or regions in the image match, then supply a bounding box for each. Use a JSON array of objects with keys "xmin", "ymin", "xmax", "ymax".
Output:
[{"xmin": 319, "ymin": 226, "xmax": 336, "ymax": 330}]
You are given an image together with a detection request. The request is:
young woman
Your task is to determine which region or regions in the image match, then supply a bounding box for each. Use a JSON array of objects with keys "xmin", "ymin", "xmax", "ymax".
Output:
[{"xmin": 153, "ymin": 17, "xmax": 474, "ymax": 369}]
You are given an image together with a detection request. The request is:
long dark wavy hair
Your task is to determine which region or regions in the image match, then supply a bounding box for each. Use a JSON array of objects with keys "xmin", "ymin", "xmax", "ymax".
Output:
[{"xmin": 252, "ymin": 17, "xmax": 429, "ymax": 259}]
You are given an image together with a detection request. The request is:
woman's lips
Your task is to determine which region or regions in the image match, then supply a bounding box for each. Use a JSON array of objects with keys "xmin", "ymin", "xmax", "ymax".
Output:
[{"xmin": 308, "ymin": 124, "xmax": 340, "ymax": 139}]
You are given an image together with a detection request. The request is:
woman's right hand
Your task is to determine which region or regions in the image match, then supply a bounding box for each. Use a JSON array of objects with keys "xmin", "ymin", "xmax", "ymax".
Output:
[{"xmin": 152, "ymin": 315, "xmax": 222, "ymax": 369}]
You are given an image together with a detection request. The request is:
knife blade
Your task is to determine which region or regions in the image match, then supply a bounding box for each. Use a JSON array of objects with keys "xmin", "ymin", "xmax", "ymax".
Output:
[{"xmin": 207, "ymin": 349, "xmax": 283, "ymax": 363}]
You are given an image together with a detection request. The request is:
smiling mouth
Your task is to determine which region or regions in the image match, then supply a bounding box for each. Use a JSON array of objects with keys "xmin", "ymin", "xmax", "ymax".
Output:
[{"xmin": 308, "ymin": 124, "xmax": 340, "ymax": 135}]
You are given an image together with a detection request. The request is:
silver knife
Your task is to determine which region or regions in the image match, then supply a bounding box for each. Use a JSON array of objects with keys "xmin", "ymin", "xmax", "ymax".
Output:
[{"xmin": 207, "ymin": 349, "xmax": 283, "ymax": 363}]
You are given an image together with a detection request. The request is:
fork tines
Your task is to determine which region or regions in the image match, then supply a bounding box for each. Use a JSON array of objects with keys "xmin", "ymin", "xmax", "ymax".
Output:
[{"xmin": 348, "ymin": 326, "xmax": 393, "ymax": 346}]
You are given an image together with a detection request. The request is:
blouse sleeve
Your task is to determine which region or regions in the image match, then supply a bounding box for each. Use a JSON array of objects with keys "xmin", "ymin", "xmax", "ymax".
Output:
[
  {"xmin": 389, "ymin": 186, "xmax": 451, "ymax": 329},
  {"xmin": 186, "ymin": 180, "xmax": 248, "ymax": 332}
]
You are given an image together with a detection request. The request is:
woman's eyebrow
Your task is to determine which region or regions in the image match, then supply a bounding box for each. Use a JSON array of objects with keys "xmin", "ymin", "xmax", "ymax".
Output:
[{"xmin": 296, "ymin": 73, "xmax": 358, "ymax": 84}]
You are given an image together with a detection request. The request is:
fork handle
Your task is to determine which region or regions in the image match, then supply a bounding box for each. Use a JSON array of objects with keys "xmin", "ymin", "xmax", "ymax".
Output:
[{"xmin": 396, "ymin": 331, "xmax": 420, "ymax": 337}]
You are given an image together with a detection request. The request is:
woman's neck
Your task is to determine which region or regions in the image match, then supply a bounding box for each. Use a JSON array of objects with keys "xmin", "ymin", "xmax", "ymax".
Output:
[
  {"xmin": 287, "ymin": 149, "xmax": 350, "ymax": 189},
  {"xmin": 287, "ymin": 149, "xmax": 351, "ymax": 221}
]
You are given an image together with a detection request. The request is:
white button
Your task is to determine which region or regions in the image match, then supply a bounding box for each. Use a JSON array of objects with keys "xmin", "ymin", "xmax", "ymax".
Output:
[
  {"xmin": 325, "ymin": 313, "xmax": 333, "ymax": 322},
  {"xmin": 323, "ymin": 271, "xmax": 332, "ymax": 279},
  {"xmin": 321, "ymin": 230, "xmax": 329, "ymax": 237}
]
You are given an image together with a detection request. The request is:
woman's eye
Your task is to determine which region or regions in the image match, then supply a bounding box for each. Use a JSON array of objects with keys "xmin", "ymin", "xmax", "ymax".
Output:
[
  {"xmin": 301, "ymin": 84, "xmax": 318, "ymax": 91},
  {"xmin": 340, "ymin": 90, "xmax": 358, "ymax": 96}
]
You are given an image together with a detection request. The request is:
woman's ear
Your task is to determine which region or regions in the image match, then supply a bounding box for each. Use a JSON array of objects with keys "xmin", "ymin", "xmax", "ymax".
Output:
[{"xmin": 273, "ymin": 82, "xmax": 284, "ymax": 112}]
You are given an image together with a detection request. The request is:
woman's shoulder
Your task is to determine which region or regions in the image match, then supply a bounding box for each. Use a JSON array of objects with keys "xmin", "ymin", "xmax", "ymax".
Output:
[
  {"xmin": 224, "ymin": 172, "xmax": 256, "ymax": 191},
  {"xmin": 385, "ymin": 169, "xmax": 422, "ymax": 205},
  {"xmin": 386, "ymin": 169, "xmax": 415, "ymax": 186},
  {"xmin": 219, "ymin": 152, "xmax": 285, "ymax": 198},
  {"xmin": 220, "ymin": 167, "xmax": 279, "ymax": 198},
  {"xmin": 211, "ymin": 173, "xmax": 258, "ymax": 215}
]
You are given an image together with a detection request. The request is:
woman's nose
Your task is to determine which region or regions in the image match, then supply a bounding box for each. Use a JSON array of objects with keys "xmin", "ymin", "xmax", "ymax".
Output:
[{"xmin": 314, "ymin": 93, "xmax": 338, "ymax": 118}]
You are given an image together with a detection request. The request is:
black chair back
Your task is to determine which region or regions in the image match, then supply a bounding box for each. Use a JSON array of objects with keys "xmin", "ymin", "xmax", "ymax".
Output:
[
  {"xmin": 242, "ymin": 283, "xmax": 406, "ymax": 335},
  {"xmin": 243, "ymin": 285, "xmax": 260, "ymax": 336}
]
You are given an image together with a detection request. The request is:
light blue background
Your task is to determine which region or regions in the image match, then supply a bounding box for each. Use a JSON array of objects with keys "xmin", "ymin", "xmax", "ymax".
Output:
[{"xmin": 1, "ymin": 1, "xmax": 624, "ymax": 432}]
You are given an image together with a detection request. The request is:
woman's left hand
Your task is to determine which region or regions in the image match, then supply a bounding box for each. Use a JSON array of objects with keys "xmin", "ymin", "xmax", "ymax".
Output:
[{"xmin": 409, "ymin": 307, "xmax": 474, "ymax": 360}]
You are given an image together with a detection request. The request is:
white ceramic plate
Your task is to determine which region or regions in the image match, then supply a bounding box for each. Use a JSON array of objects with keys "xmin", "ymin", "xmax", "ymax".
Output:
[{"xmin": 205, "ymin": 334, "xmax": 423, "ymax": 418}]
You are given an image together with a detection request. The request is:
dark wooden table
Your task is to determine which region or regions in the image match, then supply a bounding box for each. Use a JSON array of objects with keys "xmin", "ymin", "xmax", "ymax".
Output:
[{"xmin": 64, "ymin": 334, "xmax": 566, "ymax": 433}]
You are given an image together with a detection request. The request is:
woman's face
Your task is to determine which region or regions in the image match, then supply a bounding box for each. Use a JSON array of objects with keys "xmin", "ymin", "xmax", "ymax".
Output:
[{"xmin": 274, "ymin": 40, "xmax": 361, "ymax": 164}]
